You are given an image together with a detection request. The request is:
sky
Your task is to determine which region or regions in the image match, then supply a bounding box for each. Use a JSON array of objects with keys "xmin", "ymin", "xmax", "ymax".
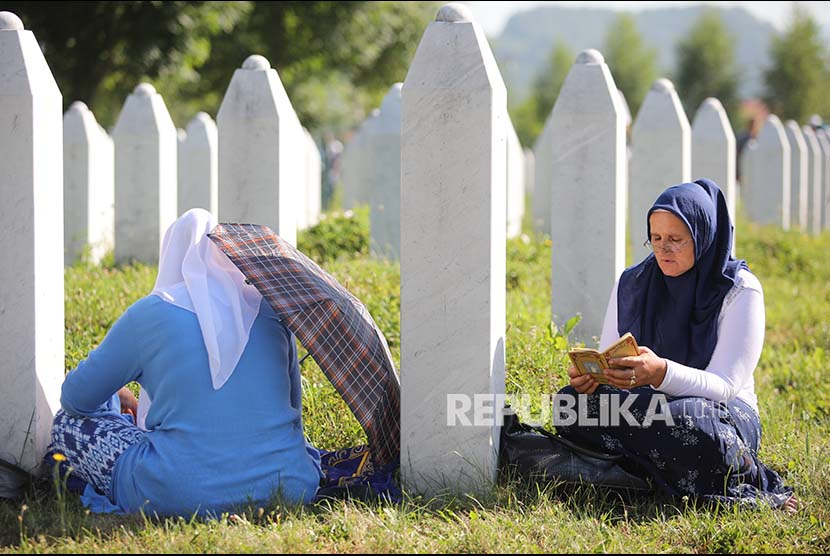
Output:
[{"xmin": 463, "ymin": 1, "xmax": 830, "ymax": 36}]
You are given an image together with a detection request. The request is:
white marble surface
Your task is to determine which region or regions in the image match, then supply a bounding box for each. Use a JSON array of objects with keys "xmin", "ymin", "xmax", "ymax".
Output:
[
  {"xmin": 340, "ymin": 110, "xmax": 378, "ymax": 210},
  {"xmin": 401, "ymin": 3, "xmax": 506, "ymax": 496},
  {"xmin": 523, "ymin": 147, "xmax": 535, "ymax": 198},
  {"xmin": 303, "ymin": 128, "xmax": 322, "ymax": 230},
  {"xmin": 0, "ymin": 13, "xmax": 64, "ymax": 471},
  {"xmin": 531, "ymin": 112, "xmax": 554, "ymax": 236},
  {"xmin": 549, "ymin": 49, "xmax": 626, "ymax": 344},
  {"xmin": 784, "ymin": 120, "xmax": 808, "ymax": 229},
  {"xmin": 801, "ymin": 126, "xmax": 823, "ymax": 235},
  {"xmin": 217, "ymin": 55, "xmax": 302, "ymax": 245},
  {"xmin": 368, "ymin": 83, "xmax": 402, "ymax": 259},
  {"xmin": 816, "ymin": 129, "xmax": 830, "ymax": 231},
  {"xmin": 64, "ymin": 101, "xmax": 114, "ymax": 265},
  {"xmin": 691, "ymin": 98, "xmax": 736, "ymax": 230},
  {"xmin": 630, "ymin": 78, "xmax": 691, "ymax": 262},
  {"xmin": 744, "ymin": 115, "xmax": 790, "ymax": 229},
  {"xmin": 113, "ymin": 83, "xmax": 177, "ymax": 263},
  {"xmin": 506, "ymin": 118, "xmax": 525, "ymax": 239},
  {"xmin": 178, "ymin": 112, "xmax": 218, "ymax": 217}
]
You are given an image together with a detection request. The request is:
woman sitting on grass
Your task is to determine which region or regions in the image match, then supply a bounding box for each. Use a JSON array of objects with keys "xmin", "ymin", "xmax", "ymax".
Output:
[
  {"xmin": 48, "ymin": 209, "xmax": 323, "ymax": 516},
  {"xmin": 557, "ymin": 178, "xmax": 798, "ymax": 511}
]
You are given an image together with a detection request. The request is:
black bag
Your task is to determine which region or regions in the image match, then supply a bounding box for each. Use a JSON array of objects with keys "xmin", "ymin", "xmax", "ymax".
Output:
[
  {"xmin": 0, "ymin": 457, "xmax": 33, "ymax": 500},
  {"xmin": 499, "ymin": 411, "xmax": 653, "ymax": 491}
]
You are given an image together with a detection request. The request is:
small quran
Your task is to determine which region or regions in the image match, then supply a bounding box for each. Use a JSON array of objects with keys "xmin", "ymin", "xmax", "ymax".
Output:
[{"xmin": 568, "ymin": 333, "xmax": 640, "ymax": 385}]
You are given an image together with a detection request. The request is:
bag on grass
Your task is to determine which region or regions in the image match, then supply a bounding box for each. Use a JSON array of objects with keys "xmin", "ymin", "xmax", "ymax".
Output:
[{"xmin": 499, "ymin": 411, "xmax": 653, "ymax": 491}]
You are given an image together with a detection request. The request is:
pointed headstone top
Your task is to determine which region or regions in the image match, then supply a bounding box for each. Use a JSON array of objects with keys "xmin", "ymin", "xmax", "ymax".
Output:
[
  {"xmin": 68, "ymin": 101, "xmax": 89, "ymax": 112},
  {"xmin": 576, "ymin": 49, "xmax": 604, "ymax": 65},
  {"xmin": 0, "ymin": 11, "xmax": 24, "ymax": 30},
  {"xmin": 701, "ymin": 97, "xmax": 721, "ymax": 110},
  {"xmin": 194, "ymin": 111, "xmax": 213, "ymax": 124},
  {"xmin": 652, "ymin": 78, "xmax": 675, "ymax": 93},
  {"xmin": 436, "ymin": 3, "xmax": 472, "ymax": 22},
  {"xmin": 242, "ymin": 54, "xmax": 270, "ymax": 70},
  {"xmin": 134, "ymin": 83, "xmax": 156, "ymax": 96}
]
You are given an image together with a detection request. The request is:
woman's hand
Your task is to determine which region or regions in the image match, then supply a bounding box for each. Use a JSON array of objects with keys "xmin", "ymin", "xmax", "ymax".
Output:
[
  {"xmin": 567, "ymin": 364, "xmax": 600, "ymax": 394},
  {"xmin": 117, "ymin": 387, "xmax": 138, "ymax": 420},
  {"xmin": 604, "ymin": 346, "xmax": 668, "ymax": 389}
]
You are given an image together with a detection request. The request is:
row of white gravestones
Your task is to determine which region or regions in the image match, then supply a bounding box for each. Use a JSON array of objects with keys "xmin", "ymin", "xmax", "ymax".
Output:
[
  {"xmin": 345, "ymin": 85, "xmax": 527, "ymax": 260},
  {"xmin": 532, "ymin": 83, "xmax": 736, "ymax": 257},
  {"xmin": 0, "ymin": 12, "xmax": 63, "ymax": 472},
  {"xmin": 740, "ymin": 115, "xmax": 830, "ymax": 233},
  {"xmin": 62, "ymin": 60, "xmax": 324, "ymax": 266}
]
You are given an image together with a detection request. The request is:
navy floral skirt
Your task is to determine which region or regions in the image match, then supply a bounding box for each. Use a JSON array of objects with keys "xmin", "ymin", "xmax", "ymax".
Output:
[{"xmin": 555, "ymin": 385, "xmax": 793, "ymax": 508}]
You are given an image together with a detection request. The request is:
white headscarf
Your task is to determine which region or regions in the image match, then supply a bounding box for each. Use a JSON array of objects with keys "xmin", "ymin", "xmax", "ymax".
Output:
[{"xmin": 135, "ymin": 209, "xmax": 263, "ymax": 429}]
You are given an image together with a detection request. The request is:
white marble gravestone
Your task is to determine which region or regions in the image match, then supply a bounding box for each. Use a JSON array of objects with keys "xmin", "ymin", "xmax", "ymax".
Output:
[
  {"xmin": 0, "ymin": 11, "xmax": 63, "ymax": 471},
  {"xmin": 401, "ymin": 3, "xmax": 506, "ymax": 496},
  {"xmin": 64, "ymin": 101, "xmax": 114, "ymax": 265},
  {"xmin": 800, "ymin": 125, "xmax": 823, "ymax": 235},
  {"xmin": 178, "ymin": 112, "xmax": 218, "ymax": 217},
  {"xmin": 217, "ymin": 55, "xmax": 303, "ymax": 246},
  {"xmin": 549, "ymin": 49, "xmax": 626, "ymax": 343},
  {"xmin": 784, "ymin": 120, "xmax": 807, "ymax": 229},
  {"xmin": 369, "ymin": 83, "xmax": 402, "ymax": 259},
  {"xmin": 506, "ymin": 119, "xmax": 525, "ymax": 239},
  {"xmin": 691, "ymin": 98, "xmax": 736, "ymax": 232},
  {"xmin": 113, "ymin": 82, "xmax": 177, "ymax": 263},
  {"xmin": 630, "ymin": 78, "xmax": 691, "ymax": 262},
  {"xmin": 744, "ymin": 115, "xmax": 790, "ymax": 229}
]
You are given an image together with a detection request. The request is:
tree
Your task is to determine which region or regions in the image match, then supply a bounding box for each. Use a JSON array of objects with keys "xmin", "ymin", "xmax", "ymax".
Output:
[
  {"xmin": 763, "ymin": 5, "xmax": 826, "ymax": 122},
  {"xmin": 510, "ymin": 41, "xmax": 573, "ymax": 147},
  {"xmin": 674, "ymin": 9, "xmax": 740, "ymax": 126},
  {"xmin": 602, "ymin": 14, "xmax": 657, "ymax": 118},
  {"xmin": 5, "ymin": 1, "xmax": 437, "ymax": 132},
  {"xmin": 6, "ymin": 1, "xmax": 250, "ymax": 128}
]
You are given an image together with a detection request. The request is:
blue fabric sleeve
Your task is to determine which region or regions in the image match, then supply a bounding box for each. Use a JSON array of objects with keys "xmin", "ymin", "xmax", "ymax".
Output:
[{"xmin": 61, "ymin": 307, "xmax": 143, "ymax": 418}]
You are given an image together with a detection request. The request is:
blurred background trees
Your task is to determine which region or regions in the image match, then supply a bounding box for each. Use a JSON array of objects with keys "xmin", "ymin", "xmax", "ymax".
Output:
[
  {"xmin": 5, "ymin": 1, "xmax": 437, "ymax": 132},
  {"xmin": 4, "ymin": 1, "xmax": 829, "ymax": 146}
]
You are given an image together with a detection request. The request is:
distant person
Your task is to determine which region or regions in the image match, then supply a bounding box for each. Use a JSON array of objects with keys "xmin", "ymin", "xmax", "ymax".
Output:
[
  {"xmin": 735, "ymin": 116, "xmax": 761, "ymax": 182},
  {"xmin": 47, "ymin": 209, "xmax": 323, "ymax": 516},
  {"xmin": 557, "ymin": 179, "xmax": 798, "ymax": 511}
]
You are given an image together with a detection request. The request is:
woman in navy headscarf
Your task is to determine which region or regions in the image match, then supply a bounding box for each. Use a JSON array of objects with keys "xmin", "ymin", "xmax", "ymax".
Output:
[{"xmin": 557, "ymin": 179, "xmax": 797, "ymax": 511}]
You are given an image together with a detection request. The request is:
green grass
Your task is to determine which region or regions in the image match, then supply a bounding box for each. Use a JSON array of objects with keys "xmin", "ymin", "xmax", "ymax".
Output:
[{"xmin": 2, "ymin": 212, "xmax": 829, "ymax": 553}]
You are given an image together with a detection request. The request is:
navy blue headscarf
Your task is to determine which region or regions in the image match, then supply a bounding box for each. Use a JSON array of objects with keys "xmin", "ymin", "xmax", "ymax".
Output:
[{"xmin": 617, "ymin": 179, "xmax": 749, "ymax": 369}]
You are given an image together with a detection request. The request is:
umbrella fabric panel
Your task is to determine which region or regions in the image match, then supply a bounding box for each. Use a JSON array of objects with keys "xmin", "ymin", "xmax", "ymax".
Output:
[{"xmin": 208, "ymin": 223, "xmax": 400, "ymax": 467}]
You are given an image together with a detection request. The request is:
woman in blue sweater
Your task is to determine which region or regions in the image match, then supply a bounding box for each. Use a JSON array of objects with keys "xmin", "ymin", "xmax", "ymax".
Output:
[{"xmin": 49, "ymin": 209, "xmax": 322, "ymax": 516}]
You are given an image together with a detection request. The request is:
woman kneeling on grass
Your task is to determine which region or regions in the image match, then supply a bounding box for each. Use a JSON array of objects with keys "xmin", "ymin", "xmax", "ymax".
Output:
[
  {"xmin": 48, "ymin": 209, "xmax": 323, "ymax": 516},
  {"xmin": 557, "ymin": 178, "xmax": 798, "ymax": 511}
]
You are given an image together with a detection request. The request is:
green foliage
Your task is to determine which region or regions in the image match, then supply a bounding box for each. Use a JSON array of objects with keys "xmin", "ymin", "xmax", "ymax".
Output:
[
  {"xmin": 510, "ymin": 41, "xmax": 574, "ymax": 147},
  {"xmin": 603, "ymin": 14, "xmax": 658, "ymax": 118},
  {"xmin": 296, "ymin": 206, "xmax": 369, "ymax": 264},
  {"xmin": 6, "ymin": 1, "xmax": 251, "ymax": 128},
  {"xmin": 763, "ymin": 5, "xmax": 827, "ymax": 122},
  {"xmin": 5, "ymin": 1, "xmax": 437, "ymax": 132},
  {"xmin": 674, "ymin": 9, "xmax": 740, "ymax": 126}
]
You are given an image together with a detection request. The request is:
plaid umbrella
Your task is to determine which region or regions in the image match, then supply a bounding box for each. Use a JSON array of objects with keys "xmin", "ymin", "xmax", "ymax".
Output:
[{"xmin": 208, "ymin": 223, "xmax": 400, "ymax": 467}]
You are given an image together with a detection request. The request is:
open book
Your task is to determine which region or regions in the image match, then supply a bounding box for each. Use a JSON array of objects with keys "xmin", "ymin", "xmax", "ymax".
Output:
[{"xmin": 567, "ymin": 333, "xmax": 640, "ymax": 385}]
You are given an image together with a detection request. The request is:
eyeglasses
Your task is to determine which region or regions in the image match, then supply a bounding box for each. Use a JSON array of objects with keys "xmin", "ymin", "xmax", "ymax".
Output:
[{"xmin": 643, "ymin": 237, "xmax": 693, "ymax": 253}]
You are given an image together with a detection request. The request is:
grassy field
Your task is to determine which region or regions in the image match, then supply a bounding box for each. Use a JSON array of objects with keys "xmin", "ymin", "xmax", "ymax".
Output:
[{"xmin": 1, "ymin": 209, "xmax": 829, "ymax": 553}]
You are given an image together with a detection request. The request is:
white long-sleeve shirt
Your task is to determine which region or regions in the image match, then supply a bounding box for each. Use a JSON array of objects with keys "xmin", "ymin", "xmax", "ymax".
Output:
[{"xmin": 600, "ymin": 268, "xmax": 762, "ymax": 413}]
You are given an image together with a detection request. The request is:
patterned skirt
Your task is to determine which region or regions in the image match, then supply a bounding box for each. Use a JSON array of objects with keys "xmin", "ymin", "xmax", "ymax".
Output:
[{"xmin": 555, "ymin": 385, "xmax": 793, "ymax": 508}]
